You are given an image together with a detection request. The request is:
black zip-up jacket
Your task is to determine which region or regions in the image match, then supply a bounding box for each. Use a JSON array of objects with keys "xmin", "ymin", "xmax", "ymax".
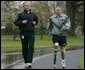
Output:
[{"xmin": 14, "ymin": 10, "xmax": 38, "ymax": 32}]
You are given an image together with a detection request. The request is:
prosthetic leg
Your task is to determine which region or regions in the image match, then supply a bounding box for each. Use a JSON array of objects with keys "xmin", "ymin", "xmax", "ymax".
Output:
[{"xmin": 53, "ymin": 43, "xmax": 59, "ymax": 68}]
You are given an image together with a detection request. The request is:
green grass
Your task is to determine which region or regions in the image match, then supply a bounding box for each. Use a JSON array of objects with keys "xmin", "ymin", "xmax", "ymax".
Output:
[
  {"xmin": 78, "ymin": 53, "xmax": 84, "ymax": 69},
  {"xmin": 1, "ymin": 35, "xmax": 84, "ymax": 53},
  {"xmin": 67, "ymin": 35, "xmax": 84, "ymax": 46},
  {"xmin": 1, "ymin": 35, "xmax": 52, "ymax": 52}
]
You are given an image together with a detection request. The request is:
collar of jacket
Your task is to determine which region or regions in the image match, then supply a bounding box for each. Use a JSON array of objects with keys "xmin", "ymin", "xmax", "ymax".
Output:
[
  {"xmin": 55, "ymin": 13, "xmax": 62, "ymax": 18},
  {"xmin": 24, "ymin": 9, "xmax": 31, "ymax": 14}
]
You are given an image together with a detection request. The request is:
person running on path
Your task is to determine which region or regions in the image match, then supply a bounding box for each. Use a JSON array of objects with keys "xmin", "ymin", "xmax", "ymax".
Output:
[
  {"xmin": 46, "ymin": 5, "xmax": 71, "ymax": 68},
  {"xmin": 14, "ymin": 1, "xmax": 38, "ymax": 69}
]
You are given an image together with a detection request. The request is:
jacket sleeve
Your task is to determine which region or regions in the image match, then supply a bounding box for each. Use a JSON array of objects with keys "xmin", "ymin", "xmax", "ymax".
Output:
[
  {"xmin": 46, "ymin": 22, "xmax": 50, "ymax": 31},
  {"xmin": 46, "ymin": 18, "xmax": 53, "ymax": 31},
  {"xmin": 33, "ymin": 14, "xmax": 38, "ymax": 25},
  {"xmin": 14, "ymin": 13, "xmax": 22, "ymax": 26},
  {"xmin": 61, "ymin": 17, "xmax": 71, "ymax": 30}
]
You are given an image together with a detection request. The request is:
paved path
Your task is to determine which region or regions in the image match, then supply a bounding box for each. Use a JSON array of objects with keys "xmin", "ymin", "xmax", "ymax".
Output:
[{"xmin": 5, "ymin": 48, "xmax": 84, "ymax": 69}]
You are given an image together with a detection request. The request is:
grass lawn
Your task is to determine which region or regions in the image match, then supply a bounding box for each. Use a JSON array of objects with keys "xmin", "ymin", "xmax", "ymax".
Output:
[
  {"xmin": 1, "ymin": 34, "xmax": 84, "ymax": 53},
  {"xmin": 78, "ymin": 53, "xmax": 84, "ymax": 69}
]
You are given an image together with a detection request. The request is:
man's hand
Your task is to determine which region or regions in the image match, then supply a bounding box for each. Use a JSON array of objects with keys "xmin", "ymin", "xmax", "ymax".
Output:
[
  {"xmin": 48, "ymin": 32, "xmax": 52, "ymax": 37},
  {"xmin": 60, "ymin": 25, "xmax": 67, "ymax": 31},
  {"xmin": 33, "ymin": 21, "xmax": 36, "ymax": 25},
  {"xmin": 22, "ymin": 20, "xmax": 28, "ymax": 24}
]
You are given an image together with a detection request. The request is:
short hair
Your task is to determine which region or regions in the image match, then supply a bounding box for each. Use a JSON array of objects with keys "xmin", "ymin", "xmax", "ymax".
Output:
[
  {"xmin": 54, "ymin": 5, "xmax": 62, "ymax": 9},
  {"xmin": 54, "ymin": 5, "xmax": 63, "ymax": 12},
  {"xmin": 23, "ymin": 1, "xmax": 31, "ymax": 6}
]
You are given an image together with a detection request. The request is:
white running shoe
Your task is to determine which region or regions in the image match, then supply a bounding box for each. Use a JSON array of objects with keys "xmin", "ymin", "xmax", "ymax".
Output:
[
  {"xmin": 61, "ymin": 60, "xmax": 66, "ymax": 68},
  {"xmin": 54, "ymin": 64, "xmax": 56, "ymax": 67},
  {"xmin": 25, "ymin": 63, "xmax": 32, "ymax": 69},
  {"xmin": 53, "ymin": 64, "xmax": 57, "ymax": 68}
]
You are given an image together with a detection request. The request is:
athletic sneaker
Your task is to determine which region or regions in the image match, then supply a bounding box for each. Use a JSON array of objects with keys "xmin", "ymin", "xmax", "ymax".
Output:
[
  {"xmin": 25, "ymin": 63, "xmax": 32, "ymax": 69},
  {"xmin": 61, "ymin": 60, "xmax": 66, "ymax": 68},
  {"xmin": 54, "ymin": 64, "xmax": 56, "ymax": 67}
]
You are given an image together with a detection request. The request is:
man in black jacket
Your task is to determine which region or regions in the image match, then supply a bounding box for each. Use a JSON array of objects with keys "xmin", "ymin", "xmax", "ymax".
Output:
[{"xmin": 14, "ymin": 1, "xmax": 38, "ymax": 69}]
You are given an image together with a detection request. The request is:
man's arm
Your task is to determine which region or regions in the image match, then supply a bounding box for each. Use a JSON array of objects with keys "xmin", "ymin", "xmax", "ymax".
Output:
[
  {"xmin": 14, "ymin": 13, "xmax": 23, "ymax": 26},
  {"xmin": 46, "ymin": 20, "xmax": 52, "ymax": 36},
  {"xmin": 46, "ymin": 18, "xmax": 53, "ymax": 32},
  {"xmin": 33, "ymin": 14, "xmax": 38, "ymax": 25},
  {"xmin": 46, "ymin": 22, "xmax": 50, "ymax": 31},
  {"xmin": 61, "ymin": 17, "xmax": 71, "ymax": 30}
]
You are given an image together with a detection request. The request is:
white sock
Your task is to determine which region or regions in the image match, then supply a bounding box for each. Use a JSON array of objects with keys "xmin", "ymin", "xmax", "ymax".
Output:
[
  {"xmin": 62, "ymin": 59, "xmax": 65, "ymax": 63},
  {"xmin": 61, "ymin": 59, "xmax": 66, "ymax": 67}
]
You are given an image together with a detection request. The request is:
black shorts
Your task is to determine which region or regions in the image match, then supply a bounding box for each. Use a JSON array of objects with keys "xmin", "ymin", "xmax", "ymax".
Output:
[{"xmin": 52, "ymin": 35, "xmax": 67, "ymax": 46}]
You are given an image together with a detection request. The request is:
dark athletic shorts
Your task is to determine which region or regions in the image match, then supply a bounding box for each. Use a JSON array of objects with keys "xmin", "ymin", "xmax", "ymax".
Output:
[{"xmin": 52, "ymin": 35, "xmax": 67, "ymax": 47}]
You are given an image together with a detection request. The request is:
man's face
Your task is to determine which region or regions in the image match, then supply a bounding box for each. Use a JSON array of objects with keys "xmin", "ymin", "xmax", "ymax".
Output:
[
  {"xmin": 23, "ymin": 2, "xmax": 31, "ymax": 11},
  {"xmin": 54, "ymin": 6, "xmax": 62, "ymax": 14}
]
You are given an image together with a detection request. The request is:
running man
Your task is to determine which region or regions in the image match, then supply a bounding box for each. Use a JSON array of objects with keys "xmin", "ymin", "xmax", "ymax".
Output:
[
  {"xmin": 14, "ymin": 1, "xmax": 38, "ymax": 69},
  {"xmin": 46, "ymin": 5, "xmax": 71, "ymax": 68}
]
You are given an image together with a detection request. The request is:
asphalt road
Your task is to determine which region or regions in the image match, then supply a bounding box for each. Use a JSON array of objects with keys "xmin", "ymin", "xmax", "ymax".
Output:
[{"xmin": 6, "ymin": 48, "xmax": 84, "ymax": 69}]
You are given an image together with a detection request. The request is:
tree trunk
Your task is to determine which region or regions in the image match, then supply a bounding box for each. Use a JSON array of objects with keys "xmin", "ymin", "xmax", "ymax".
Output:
[
  {"xmin": 66, "ymin": 1, "xmax": 77, "ymax": 36},
  {"xmin": 40, "ymin": 20, "xmax": 43, "ymax": 39}
]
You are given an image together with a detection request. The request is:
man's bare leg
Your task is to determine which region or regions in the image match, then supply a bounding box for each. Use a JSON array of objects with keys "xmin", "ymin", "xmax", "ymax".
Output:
[{"xmin": 60, "ymin": 46, "xmax": 66, "ymax": 68}]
